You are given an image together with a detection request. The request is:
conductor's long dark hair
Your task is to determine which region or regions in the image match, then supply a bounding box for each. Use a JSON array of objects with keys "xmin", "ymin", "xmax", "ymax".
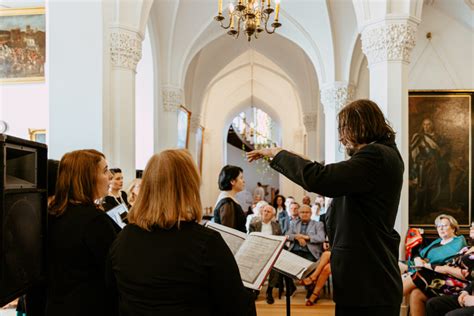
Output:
[{"xmin": 337, "ymin": 99, "xmax": 395, "ymax": 145}]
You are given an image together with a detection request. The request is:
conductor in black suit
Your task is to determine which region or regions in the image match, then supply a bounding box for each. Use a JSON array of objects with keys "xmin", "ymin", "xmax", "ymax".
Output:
[{"xmin": 247, "ymin": 99, "xmax": 404, "ymax": 316}]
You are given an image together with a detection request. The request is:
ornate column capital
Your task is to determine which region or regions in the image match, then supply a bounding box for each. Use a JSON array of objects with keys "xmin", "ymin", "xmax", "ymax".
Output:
[
  {"xmin": 161, "ymin": 86, "xmax": 183, "ymax": 112},
  {"xmin": 303, "ymin": 112, "xmax": 318, "ymax": 132},
  {"xmin": 190, "ymin": 115, "xmax": 202, "ymax": 133},
  {"xmin": 109, "ymin": 27, "xmax": 143, "ymax": 72},
  {"xmin": 320, "ymin": 82, "xmax": 355, "ymax": 113},
  {"xmin": 361, "ymin": 22, "xmax": 417, "ymax": 66}
]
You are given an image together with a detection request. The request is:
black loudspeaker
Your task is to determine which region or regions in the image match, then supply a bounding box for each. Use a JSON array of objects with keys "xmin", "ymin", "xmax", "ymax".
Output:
[{"xmin": 0, "ymin": 134, "xmax": 47, "ymax": 306}]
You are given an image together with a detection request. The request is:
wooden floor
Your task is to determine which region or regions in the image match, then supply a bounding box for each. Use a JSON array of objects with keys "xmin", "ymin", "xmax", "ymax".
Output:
[{"xmin": 256, "ymin": 285, "xmax": 335, "ymax": 316}]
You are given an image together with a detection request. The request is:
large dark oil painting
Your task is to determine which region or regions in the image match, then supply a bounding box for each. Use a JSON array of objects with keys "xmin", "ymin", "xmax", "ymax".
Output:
[{"xmin": 409, "ymin": 91, "xmax": 473, "ymax": 228}]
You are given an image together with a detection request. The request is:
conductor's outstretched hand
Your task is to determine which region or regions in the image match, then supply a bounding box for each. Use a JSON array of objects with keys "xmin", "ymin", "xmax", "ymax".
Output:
[{"xmin": 247, "ymin": 147, "xmax": 282, "ymax": 162}]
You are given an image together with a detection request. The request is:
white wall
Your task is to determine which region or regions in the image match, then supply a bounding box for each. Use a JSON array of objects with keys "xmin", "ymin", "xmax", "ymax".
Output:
[
  {"xmin": 1, "ymin": 84, "xmax": 48, "ymax": 140},
  {"xmin": 0, "ymin": 0, "xmax": 48, "ymax": 141},
  {"xmin": 48, "ymin": 1, "xmax": 103, "ymax": 159},
  {"xmin": 409, "ymin": 5, "xmax": 474, "ymax": 89}
]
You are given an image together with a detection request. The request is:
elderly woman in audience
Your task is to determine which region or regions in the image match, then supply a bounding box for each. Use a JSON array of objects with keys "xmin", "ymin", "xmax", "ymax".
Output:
[
  {"xmin": 246, "ymin": 200, "xmax": 268, "ymax": 232},
  {"xmin": 401, "ymin": 214, "xmax": 467, "ymax": 316},
  {"xmin": 126, "ymin": 178, "xmax": 141, "ymax": 207},
  {"xmin": 213, "ymin": 165, "xmax": 247, "ymax": 232},
  {"xmin": 249, "ymin": 204, "xmax": 282, "ymax": 305},
  {"xmin": 107, "ymin": 149, "xmax": 256, "ymax": 316},
  {"xmin": 47, "ymin": 149, "xmax": 117, "ymax": 316},
  {"xmin": 425, "ymin": 226, "xmax": 474, "ymax": 316}
]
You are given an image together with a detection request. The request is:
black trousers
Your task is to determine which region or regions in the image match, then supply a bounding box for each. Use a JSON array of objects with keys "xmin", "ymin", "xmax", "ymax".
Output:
[
  {"xmin": 426, "ymin": 295, "xmax": 474, "ymax": 316},
  {"xmin": 335, "ymin": 305, "xmax": 399, "ymax": 316}
]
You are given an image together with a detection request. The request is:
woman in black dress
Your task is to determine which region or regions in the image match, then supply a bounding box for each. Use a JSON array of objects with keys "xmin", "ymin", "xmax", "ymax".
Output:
[
  {"xmin": 213, "ymin": 165, "xmax": 247, "ymax": 233},
  {"xmin": 47, "ymin": 149, "xmax": 117, "ymax": 316},
  {"xmin": 107, "ymin": 149, "xmax": 255, "ymax": 316},
  {"xmin": 103, "ymin": 168, "xmax": 130, "ymax": 211}
]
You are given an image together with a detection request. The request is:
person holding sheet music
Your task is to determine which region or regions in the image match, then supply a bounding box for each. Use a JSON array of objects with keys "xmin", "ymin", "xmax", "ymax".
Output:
[
  {"xmin": 108, "ymin": 149, "xmax": 256, "ymax": 316},
  {"xmin": 47, "ymin": 149, "xmax": 118, "ymax": 316},
  {"xmin": 248, "ymin": 99, "xmax": 404, "ymax": 316},
  {"xmin": 249, "ymin": 205, "xmax": 283, "ymax": 305}
]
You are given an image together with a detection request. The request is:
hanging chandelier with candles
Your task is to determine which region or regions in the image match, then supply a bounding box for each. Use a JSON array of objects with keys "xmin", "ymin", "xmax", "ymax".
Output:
[{"xmin": 214, "ymin": 0, "xmax": 282, "ymax": 41}]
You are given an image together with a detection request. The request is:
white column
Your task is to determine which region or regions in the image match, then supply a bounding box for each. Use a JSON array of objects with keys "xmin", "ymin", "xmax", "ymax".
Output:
[
  {"xmin": 320, "ymin": 82, "xmax": 355, "ymax": 164},
  {"xmin": 360, "ymin": 19, "xmax": 419, "ymax": 245},
  {"xmin": 105, "ymin": 26, "xmax": 143, "ymax": 182},
  {"xmin": 303, "ymin": 112, "xmax": 318, "ymax": 161},
  {"xmin": 155, "ymin": 85, "xmax": 183, "ymax": 151}
]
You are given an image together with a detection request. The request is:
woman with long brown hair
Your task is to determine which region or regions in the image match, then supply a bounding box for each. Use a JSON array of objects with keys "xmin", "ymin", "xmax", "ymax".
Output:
[
  {"xmin": 47, "ymin": 149, "xmax": 117, "ymax": 316},
  {"xmin": 108, "ymin": 149, "xmax": 256, "ymax": 316}
]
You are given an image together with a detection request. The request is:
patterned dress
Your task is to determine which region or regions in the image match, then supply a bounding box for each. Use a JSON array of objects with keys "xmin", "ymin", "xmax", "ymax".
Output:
[{"xmin": 412, "ymin": 247, "xmax": 474, "ymax": 298}]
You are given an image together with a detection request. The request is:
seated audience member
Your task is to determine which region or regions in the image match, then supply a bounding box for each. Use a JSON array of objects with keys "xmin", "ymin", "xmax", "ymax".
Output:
[
  {"xmin": 287, "ymin": 205, "xmax": 325, "ymax": 262},
  {"xmin": 302, "ymin": 195, "xmax": 311, "ymax": 206},
  {"xmin": 245, "ymin": 200, "xmax": 268, "ymax": 232},
  {"xmin": 284, "ymin": 196, "xmax": 295, "ymax": 215},
  {"xmin": 213, "ymin": 165, "xmax": 247, "ymax": 233},
  {"xmin": 420, "ymin": 225, "xmax": 474, "ymax": 316},
  {"xmin": 108, "ymin": 149, "xmax": 256, "ymax": 316},
  {"xmin": 249, "ymin": 205, "xmax": 282, "ymax": 305},
  {"xmin": 272, "ymin": 194, "xmax": 289, "ymax": 234},
  {"xmin": 126, "ymin": 178, "xmax": 141, "ymax": 207},
  {"xmin": 315, "ymin": 194, "xmax": 326, "ymax": 213},
  {"xmin": 283, "ymin": 202, "xmax": 300, "ymax": 234},
  {"xmin": 247, "ymin": 194, "xmax": 262, "ymax": 216},
  {"xmin": 300, "ymin": 251, "xmax": 332, "ymax": 306},
  {"xmin": 401, "ymin": 214, "xmax": 467, "ymax": 316},
  {"xmin": 47, "ymin": 149, "xmax": 117, "ymax": 316},
  {"xmin": 311, "ymin": 202, "xmax": 324, "ymax": 222},
  {"xmin": 103, "ymin": 168, "xmax": 130, "ymax": 211}
]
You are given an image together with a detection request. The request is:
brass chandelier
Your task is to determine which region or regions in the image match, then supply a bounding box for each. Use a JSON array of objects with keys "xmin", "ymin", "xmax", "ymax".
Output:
[{"xmin": 214, "ymin": 0, "xmax": 282, "ymax": 41}]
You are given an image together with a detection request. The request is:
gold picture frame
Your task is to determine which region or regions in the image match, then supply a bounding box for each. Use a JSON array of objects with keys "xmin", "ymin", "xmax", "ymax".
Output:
[
  {"xmin": 177, "ymin": 105, "xmax": 191, "ymax": 149},
  {"xmin": 196, "ymin": 125, "xmax": 204, "ymax": 174},
  {"xmin": 0, "ymin": 7, "xmax": 46, "ymax": 83},
  {"xmin": 28, "ymin": 128, "xmax": 46, "ymax": 143},
  {"xmin": 408, "ymin": 90, "xmax": 473, "ymax": 231}
]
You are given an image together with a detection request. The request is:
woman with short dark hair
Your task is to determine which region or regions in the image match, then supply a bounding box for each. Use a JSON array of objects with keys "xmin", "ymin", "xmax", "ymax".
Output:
[{"xmin": 213, "ymin": 165, "xmax": 247, "ymax": 232}]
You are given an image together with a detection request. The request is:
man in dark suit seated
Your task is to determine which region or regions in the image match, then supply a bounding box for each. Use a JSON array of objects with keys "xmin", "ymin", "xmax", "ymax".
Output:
[
  {"xmin": 287, "ymin": 205, "xmax": 325, "ymax": 262},
  {"xmin": 249, "ymin": 205, "xmax": 282, "ymax": 304}
]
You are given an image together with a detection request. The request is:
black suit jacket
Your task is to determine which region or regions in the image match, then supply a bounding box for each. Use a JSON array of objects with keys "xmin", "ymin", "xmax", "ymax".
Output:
[{"xmin": 270, "ymin": 140, "xmax": 404, "ymax": 307}]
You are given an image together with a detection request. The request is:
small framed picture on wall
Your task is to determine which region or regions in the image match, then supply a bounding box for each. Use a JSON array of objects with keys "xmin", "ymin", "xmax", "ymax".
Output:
[
  {"xmin": 177, "ymin": 105, "xmax": 191, "ymax": 149},
  {"xmin": 28, "ymin": 128, "xmax": 46, "ymax": 143},
  {"xmin": 0, "ymin": 7, "xmax": 46, "ymax": 83}
]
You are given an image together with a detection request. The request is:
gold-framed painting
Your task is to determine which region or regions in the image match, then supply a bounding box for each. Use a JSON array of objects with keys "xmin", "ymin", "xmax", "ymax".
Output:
[
  {"xmin": 196, "ymin": 125, "xmax": 204, "ymax": 174},
  {"xmin": 408, "ymin": 90, "xmax": 473, "ymax": 231},
  {"xmin": 0, "ymin": 7, "xmax": 46, "ymax": 83},
  {"xmin": 28, "ymin": 128, "xmax": 46, "ymax": 143},
  {"xmin": 177, "ymin": 105, "xmax": 191, "ymax": 149}
]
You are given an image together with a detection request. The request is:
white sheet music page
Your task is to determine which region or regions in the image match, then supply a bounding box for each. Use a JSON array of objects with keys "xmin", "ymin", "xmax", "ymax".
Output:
[
  {"xmin": 106, "ymin": 203, "xmax": 128, "ymax": 228},
  {"xmin": 235, "ymin": 233, "xmax": 286, "ymax": 290},
  {"xmin": 273, "ymin": 249, "xmax": 317, "ymax": 280},
  {"xmin": 205, "ymin": 222, "xmax": 247, "ymax": 255}
]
